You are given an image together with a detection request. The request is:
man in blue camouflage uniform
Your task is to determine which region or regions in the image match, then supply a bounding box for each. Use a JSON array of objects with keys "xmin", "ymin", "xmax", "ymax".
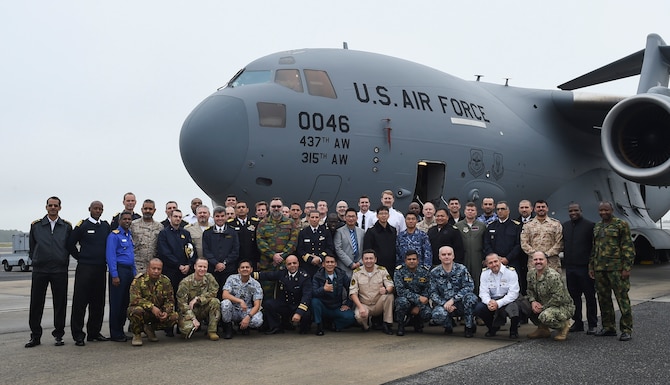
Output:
[
  {"xmin": 589, "ymin": 201, "xmax": 635, "ymax": 342},
  {"xmin": 221, "ymin": 260, "xmax": 264, "ymax": 339},
  {"xmin": 430, "ymin": 246, "xmax": 479, "ymax": 337},
  {"xmin": 127, "ymin": 258, "xmax": 178, "ymax": 346},
  {"xmin": 395, "ymin": 213, "xmax": 432, "ymax": 268},
  {"xmin": 255, "ymin": 255, "xmax": 312, "ymax": 334},
  {"xmin": 393, "ymin": 250, "xmax": 431, "ymax": 336}
]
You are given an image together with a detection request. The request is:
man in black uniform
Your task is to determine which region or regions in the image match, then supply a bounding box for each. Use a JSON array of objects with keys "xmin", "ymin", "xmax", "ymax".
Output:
[
  {"xmin": 25, "ymin": 196, "xmax": 74, "ymax": 348},
  {"xmin": 230, "ymin": 201, "xmax": 261, "ymax": 269},
  {"xmin": 296, "ymin": 211, "xmax": 334, "ymax": 277},
  {"xmin": 562, "ymin": 202, "xmax": 597, "ymax": 334},
  {"xmin": 363, "ymin": 206, "xmax": 398, "ymax": 276},
  {"xmin": 68, "ymin": 201, "xmax": 111, "ymax": 346},
  {"xmin": 157, "ymin": 209, "xmax": 196, "ymax": 336},
  {"xmin": 160, "ymin": 201, "xmax": 188, "ymax": 228},
  {"xmin": 110, "ymin": 192, "xmax": 140, "ymax": 229},
  {"xmin": 427, "ymin": 208, "xmax": 464, "ymax": 265},
  {"xmin": 203, "ymin": 206, "xmax": 240, "ymax": 298},
  {"xmin": 255, "ymin": 255, "xmax": 312, "ymax": 334},
  {"xmin": 483, "ymin": 201, "xmax": 524, "ymax": 281}
]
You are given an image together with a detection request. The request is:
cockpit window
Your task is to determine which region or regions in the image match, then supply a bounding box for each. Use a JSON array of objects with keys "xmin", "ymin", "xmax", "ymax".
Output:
[
  {"xmin": 304, "ymin": 70, "xmax": 337, "ymax": 99},
  {"xmin": 228, "ymin": 70, "xmax": 272, "ymax": 88},
  {"xmin": 274, "ymin": 69, "xmax": 303, "ymax": 92}
]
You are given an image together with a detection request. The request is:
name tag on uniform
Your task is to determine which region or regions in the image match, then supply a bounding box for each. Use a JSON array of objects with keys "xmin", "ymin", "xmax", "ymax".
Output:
[
  {"xmin": 121, "ymin": 239, "xmax": 127, "ymax": 243},
  {"xmin": 319, "ymin": 236, "xmax": 325, "ymax": 241},
  {"xmin": 472, "ymin": 226, "xmax": 480, "ymax": 231},
  {"xmin": 87, "ymin": 230, "xmax": 95, "ymax": 234},
  {"xmin": 304, "ymin": 239, "xmax": 311, "ymax": 243}
]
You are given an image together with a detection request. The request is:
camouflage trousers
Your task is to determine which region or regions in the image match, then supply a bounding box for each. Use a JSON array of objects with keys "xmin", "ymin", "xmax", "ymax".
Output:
[
  {"xmin": 594, "ymin": 270, "xmax": 632, "ymax": 333},
  {"xmin": 220, "ymin": 300, "xmax": 264, "ymax": 328},
  {"xmin": 430, "ymin": 292, "xmax": 479, "ymax": 329},
  {"xmin": 179, "ymin": 298, "xmax": 221, "ymax": 334},
  {"xmin": 393, "ymin": 296, "xmax": 431, "ymax": 324},
  {"xmin": 518, "ymin": 298, "xmax": 574, "ymax": 329},
  {"xmin": 127, "ymin": 306, "xmax": 178, "ymax": 335}
]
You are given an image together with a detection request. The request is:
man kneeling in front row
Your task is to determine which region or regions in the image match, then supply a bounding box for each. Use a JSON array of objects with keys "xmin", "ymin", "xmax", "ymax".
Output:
[
  {"xmin": 127, "ymin": 258, "xmax": 179, "ymax": 346},
  {"xmin": 474, "ymin": 253, "xmax": 524, "ymax": 339},
  {"xmin": 220, "ymin": 260, "xmax": 264, "ymax": 339},
  {"xmin": 177, "ymin": 258, "xmax": 221, "ymax": 341}
]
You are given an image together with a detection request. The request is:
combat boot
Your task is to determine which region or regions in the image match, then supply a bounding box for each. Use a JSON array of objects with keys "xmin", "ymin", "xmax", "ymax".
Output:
[
  {"xmin": 396, "ymin": 322, "xmax": 405, "ymax": 336},
  {"xmin": 131, "ymin": 334, "xmax": 143, "ymax": 346},
  {"xmin": 144, "ymin": 325, "xmax": 158, "ymax": 342},
  {"xmin": 208, "ymin": 332, "xmax": 220, "ymax": 341},
  {"xmin": 223, "ymin": 323, "xmax": 233, "ymax": 340},
  {"xmin": 554, "ymin": 321, "xmax": 570, "ymax": 341},
  {"xmin": 527, "ymin": 325, "xmax": 551, "ymax": 339}
]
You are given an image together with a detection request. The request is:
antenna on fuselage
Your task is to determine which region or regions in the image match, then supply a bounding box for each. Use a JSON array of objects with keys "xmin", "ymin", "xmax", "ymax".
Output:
[{"xmin": 343, "ymin": 42, "xmax": 348, "ymax": 49}]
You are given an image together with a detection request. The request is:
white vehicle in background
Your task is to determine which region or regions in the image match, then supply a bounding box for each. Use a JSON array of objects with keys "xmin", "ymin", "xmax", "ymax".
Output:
[{"xmin": 1, "ymin": 233, "xmax": 31, "ymax": 272}]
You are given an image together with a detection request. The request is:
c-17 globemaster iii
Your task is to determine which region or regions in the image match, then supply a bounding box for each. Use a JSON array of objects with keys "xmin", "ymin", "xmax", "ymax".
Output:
[{"xmin": 179, "ymin": 33, "xmax": 670, "ymax": 262}]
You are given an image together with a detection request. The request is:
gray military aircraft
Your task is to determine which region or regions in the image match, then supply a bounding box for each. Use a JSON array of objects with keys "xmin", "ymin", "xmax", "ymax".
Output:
[{"xmin": 180, "ymin": 33, "xmax": 670, "ymax": 261}]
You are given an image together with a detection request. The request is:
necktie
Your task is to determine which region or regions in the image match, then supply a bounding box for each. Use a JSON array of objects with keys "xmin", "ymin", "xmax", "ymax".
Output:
[
  {"xmin": 361, "ymin": 214, "xmax": 366, "ymax": 230},
  {"xmin": 350, "ymin": 229, "xmax": 358, "ymax": 256}
]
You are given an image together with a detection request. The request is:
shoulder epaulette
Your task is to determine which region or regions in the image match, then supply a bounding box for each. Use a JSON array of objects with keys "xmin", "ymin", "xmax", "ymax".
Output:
[
  {"xmin": 507, "ymin": 266, "xmax": 516, "ymax": 271},
  {"xmin": 63, "ymin": 220, "xmax": 72, "ymax": 226},
  {"xmin": 76, "ymin": 219, "xmax": 84, "ymax": 227},
  {"xmin": 32, "ymin": 218, "xmax": 41, "ymax": 225},
  {"xmin": 134, "ymin": 272, "xmax": 145, "ymax": 279},
  {"xmin": 511, "ymin": 220, "xmax": 520, "ymax": 225},
  {"xmin": 226, "ymin": 218, "xmax": 235, "ymax": 223},
  {"xmin": 112, "ymin": 229, "xmax": 120, "ymax": 234},
  {"xmin": 353, "ymin": 267, "xmax": 361, "ymax": 273},
  {"xmin": 184, "ymin": 223, "xmax": 194, "ymax": 228},
  {"xmin": 251, "ymin": 217, "xmax": 260, "ymax": 221},
  {"xmin": 204, "ymin": 225, "xmax": 211, "ymax": 230},
  {"xmin": 396, "ymin": 265, "xmax": 403, "ymax": 270},
  {"xmin": 378, "ymin": 265, "xmax": 387, "ymax": 271},
  {"xmin": 451, "ymin": 225, "xmax": 458, "ymax": 229},
  {"xmin": 113, "ymin": 212, "xmax": 120, "ymax": 217}
]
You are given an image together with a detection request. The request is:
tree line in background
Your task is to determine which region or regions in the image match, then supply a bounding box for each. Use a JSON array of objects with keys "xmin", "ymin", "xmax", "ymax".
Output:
[{"xmin": 0, "ymin": 229, "xmax": 25, "ymax": 243}]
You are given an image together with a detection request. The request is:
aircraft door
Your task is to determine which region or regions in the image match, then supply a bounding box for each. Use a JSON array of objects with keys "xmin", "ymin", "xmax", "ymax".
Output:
[
  {"xmin": 413, "ymin": 161, "xmax": 445, "ymax": 206},
  {"xmin": 308, "ymin": 175, "xmax": 342, "ymax": 204}
]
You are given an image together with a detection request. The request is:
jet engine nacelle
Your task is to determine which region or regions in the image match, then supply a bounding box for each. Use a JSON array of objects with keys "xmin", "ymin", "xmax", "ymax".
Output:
[{"xmin": 601, "ymin": 90, "xmax": 670, "ymax": 186}]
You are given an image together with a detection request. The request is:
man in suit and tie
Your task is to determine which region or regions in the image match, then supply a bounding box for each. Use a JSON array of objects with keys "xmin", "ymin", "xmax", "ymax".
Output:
[
  {"xmin": 296, "ymin": 211, "xmax": 334, "ymax": 277},
  {"xmin": 334, "ymin": 208, "xmax": 365, "ymax": 279}
]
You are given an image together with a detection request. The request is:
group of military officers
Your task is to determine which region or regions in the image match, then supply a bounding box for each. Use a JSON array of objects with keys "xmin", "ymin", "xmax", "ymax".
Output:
[{"xmin": 24, "ymin": 191, "xmax": 635, "ymax": 348}]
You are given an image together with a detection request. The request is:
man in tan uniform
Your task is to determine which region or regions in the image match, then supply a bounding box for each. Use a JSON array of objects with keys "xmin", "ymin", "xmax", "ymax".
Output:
[
  {"xmin": 520, "ymin": 200, "xmax": 563, "ymax": 271},
  {"xmin": 349, "ymin": 249, "xmax": 395, "ymax": 335}
]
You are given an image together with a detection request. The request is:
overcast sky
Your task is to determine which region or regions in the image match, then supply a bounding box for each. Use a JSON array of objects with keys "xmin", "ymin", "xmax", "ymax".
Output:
[{"xmin": 1, "ymin": 1, "xmax": 669, "ymax": 231}]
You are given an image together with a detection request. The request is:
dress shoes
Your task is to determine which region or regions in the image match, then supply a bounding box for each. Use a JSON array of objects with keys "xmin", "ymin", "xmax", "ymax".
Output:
[
  {"xmin": 594, "ymin": 329, "xmax": 617, "ymax": 337},
  {"xmin": 54, "ymin": 337, "xmax": 64, "ymax": 346},
  {"xmin": 586, "ymin": 327, "xmax": 597, "ymax": 335},
  {"xmin": 619, "ymin": 332, "xmax": 632, "ymax": 341},
  {"xmin": 110, "ymin": 335, "xmax": 128, "ymax": 342},
  {"xmin": 316, "ymin": 329, "xmax": 325, "ymax": 336},
  {"xmin": 464, "ymin": 327, "xmax": 476, "ymax": 338},
  {"xmin": 264, "ymin": 327, "xmax": 284, "ymax": 335},
  {"xmin": 75, "ymin": 340, "xmax": 85, "ymax": 347},
  {"xmin": 443, "ymin": 326, "xmax": 453, "ymax": 335},
  {"xmin": 485, "ymin": 326, "xmax": 500, "ymax": 337},
  {"xmin": 382, "ymin": 323, "xmax": 394, "ymax": 335},
  {"xmin": 86, "ymin": 334, "xmax": 110, "ymax": 342},
  {"xmin": 569, "ymin": 323, "xmax": 584, "ymax": 332},
  {"xmin": 25, "ymin": 338, "xmax": 41, "ymax": 348},
  {"xmin": 509, "ymin": 331, "xmax": 519, "ymax": 339}
]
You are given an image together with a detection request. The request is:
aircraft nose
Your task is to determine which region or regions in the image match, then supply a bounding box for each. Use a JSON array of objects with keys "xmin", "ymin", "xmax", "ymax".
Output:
[{"xmin": 179, "ymin": 94, "xmax": 248, "ymax": 198}]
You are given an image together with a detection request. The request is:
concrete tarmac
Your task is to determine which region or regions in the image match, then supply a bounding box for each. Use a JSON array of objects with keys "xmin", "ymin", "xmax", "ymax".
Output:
[{"xmin": 1, "ymin": 262, "xmax": 668, "ymax": 385}]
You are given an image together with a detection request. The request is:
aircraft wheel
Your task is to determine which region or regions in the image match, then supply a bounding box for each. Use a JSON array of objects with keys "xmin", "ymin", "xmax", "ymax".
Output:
[{"xmin": 3, "ymin": 261, "xmax": 12, "ymax": 272}]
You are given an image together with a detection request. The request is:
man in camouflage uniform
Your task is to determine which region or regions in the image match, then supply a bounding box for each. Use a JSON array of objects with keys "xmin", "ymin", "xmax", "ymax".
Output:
[
  {"xmin": 430, "ymin": 246, "xmax": 479, "ymax": 338},
  {"xmin": 127, "ymin": 258, "xmax": 178, "ymax": 346},
  {"xmin": 393, "ymin": 250, "xmax": 431, "ymax": 336},
  {"xmin": 177, "ymin": 258, "xmax": 221, "ymax": 341},
  {"xmin": 589, "ymin": 201, "xmax": 635, "ymax": 341},
  {"xmin": 395, "ymin": 213, "xmax": 432, "ymax": 268},
  {"xmin": 221, "ymin": 260, "xmax": 264, "ymax": 339},
  {"xmin": 349, "ymin": 249, "xmax": 395, "ymax": 335},
  {"xmin": 256, "ymin": 198, "xmax": 298, "ymax": 297},
  {"xmin": 521, "ymin": 251, "xmax": 574, "ymax": 341},
  {"xmin": 520, "ymin": 200, "xmax": 564, "ymax": 271},
  {"xmin": 130, "ymin": 199, "xmax": 163, "ymax": 274}
]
